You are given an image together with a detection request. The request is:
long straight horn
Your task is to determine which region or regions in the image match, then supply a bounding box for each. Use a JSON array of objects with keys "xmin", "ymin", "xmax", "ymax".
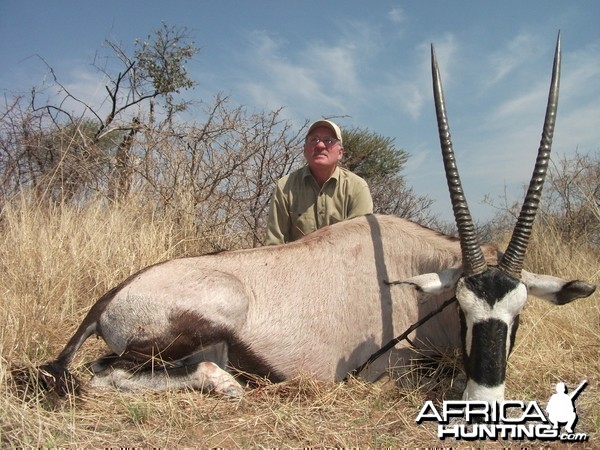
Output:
[
  {"xmin": 499, "ymin": 33, "xmax": 561, "ymax": 278},
  {"xmin": 431, "ymin": 45, "xmax": 487, "ymax": 276}
]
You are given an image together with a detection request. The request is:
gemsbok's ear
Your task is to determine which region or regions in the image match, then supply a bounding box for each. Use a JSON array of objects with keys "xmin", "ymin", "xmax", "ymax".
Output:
[
  {"xmin": 521, "ymin": 270, "xmax": 596, "ymax": 305},
  {"xmin": 397, "ymin": 268, "xmax": 462, "ymax": 294}
]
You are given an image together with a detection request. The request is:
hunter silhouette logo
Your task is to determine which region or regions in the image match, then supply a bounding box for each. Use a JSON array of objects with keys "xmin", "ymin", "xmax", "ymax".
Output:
[
  {"xmin": 416, "ymin": 379, "xmax": 589, "ymax": 442},
  {"xmin": 546, "ymin": 380, "xmax": 587, "ymax": 434}
]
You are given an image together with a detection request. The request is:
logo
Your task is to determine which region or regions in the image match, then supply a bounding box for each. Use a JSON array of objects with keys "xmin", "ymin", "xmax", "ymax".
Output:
[{"xmin": 416, "ymin": 380, "xmax": 588, "ymax": 442}]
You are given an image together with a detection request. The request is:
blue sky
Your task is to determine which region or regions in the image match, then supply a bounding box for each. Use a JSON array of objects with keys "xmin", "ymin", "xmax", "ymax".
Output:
[{"xmin": 1, "ymin": 1, "xmax": 598, "ymax": 222}]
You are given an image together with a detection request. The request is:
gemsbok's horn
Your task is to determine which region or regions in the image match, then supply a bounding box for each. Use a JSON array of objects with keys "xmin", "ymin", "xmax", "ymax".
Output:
[
  {"xmin": 431, "ymin": 45, "xmax": 487, "ymax": 276},
  {"xmin": 499, "ymin": 33, "xmax": 561, "ymax": 278}
]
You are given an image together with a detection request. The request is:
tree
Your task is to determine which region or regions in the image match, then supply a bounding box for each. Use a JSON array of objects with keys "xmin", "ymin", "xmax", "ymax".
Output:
[
  {"xmin": 482, "ymin": 150, "xmax": 599, "ymax": 253},
  {"xmin": 0, "ymin": 101, "xmax": 116, "ymax": 202},
  {"xmin": 132, "ymin": 22, "xmax": 197, "ymax": 116},
  {"xmin": 23, "ymin": 22, "xmax": 198, "ymax": 202},
  {"xmin": 341, "ymin": 127, "xmax": 407, "ymax": 179},
  {"xmin": 540, "ymin": 150, "xmax": 600, "ymax": 249}
]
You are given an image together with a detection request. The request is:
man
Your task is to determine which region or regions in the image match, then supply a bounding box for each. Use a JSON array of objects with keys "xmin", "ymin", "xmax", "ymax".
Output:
[{"xmin": 266, "ymin": 119, "xmax": 373, "ymax": 245}]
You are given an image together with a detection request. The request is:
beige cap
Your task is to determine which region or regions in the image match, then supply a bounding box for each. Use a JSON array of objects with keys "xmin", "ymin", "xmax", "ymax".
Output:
[{"xmin": 306, "ymin": 119, "xmax": 343, "ymax": 144}]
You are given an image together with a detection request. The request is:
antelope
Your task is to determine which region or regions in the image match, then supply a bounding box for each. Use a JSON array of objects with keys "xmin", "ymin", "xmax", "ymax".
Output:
[{"xmin": 37, "ymin": 35, "xmax": 595, "ymax": 403}]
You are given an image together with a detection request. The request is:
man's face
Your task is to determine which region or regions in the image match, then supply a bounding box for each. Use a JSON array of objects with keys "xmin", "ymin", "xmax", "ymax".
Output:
[{"xmin": 303, "ymin": 126, "xmax": 343, "ymax": 170}]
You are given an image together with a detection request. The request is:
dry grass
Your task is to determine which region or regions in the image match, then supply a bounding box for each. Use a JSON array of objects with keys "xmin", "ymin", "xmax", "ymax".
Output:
[{"xmin": 1, "ymin": 194, "xmax": 598, "ymax": 448}]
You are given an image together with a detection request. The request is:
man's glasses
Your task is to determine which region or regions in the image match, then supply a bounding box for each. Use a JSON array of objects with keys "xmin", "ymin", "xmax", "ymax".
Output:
[{"xmin": 306, "ymin": 136, "xmax": 339, "ymax": 147}]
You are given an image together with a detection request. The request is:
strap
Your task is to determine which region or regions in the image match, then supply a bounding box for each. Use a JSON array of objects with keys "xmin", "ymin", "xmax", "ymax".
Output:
[{"xmin": 345, "ymin": 296, "xmax": 457, "ymax": 381}]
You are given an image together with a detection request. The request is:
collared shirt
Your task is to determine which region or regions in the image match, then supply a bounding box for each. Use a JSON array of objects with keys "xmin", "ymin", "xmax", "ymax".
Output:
[{"xmin": 265, "ymin": 166, "xmax": 373, "ymax": 245}]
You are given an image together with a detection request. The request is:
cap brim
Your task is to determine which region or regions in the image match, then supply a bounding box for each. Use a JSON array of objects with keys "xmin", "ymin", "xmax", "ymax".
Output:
[{"xmin": 307, "ymin": 120, "xmax": 342, "ymax": 143}]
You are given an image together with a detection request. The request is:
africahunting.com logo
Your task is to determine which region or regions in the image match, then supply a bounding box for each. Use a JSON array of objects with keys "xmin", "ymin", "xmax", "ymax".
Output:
[{"xmin": 416, "ymin": 380, "xmax": 589, "ymax": 442}]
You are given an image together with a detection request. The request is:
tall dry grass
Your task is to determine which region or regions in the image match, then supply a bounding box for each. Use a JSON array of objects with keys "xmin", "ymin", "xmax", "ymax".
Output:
[{"xmin": 1, "ymin": 193, "xmax": 598, "ymax": 448}]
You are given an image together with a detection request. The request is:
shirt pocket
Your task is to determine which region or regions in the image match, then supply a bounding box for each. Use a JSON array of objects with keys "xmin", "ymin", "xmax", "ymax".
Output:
[
  {"xmin": 290, "ymin": 209, "xmax": 317, "ymax": 240},
  {"xmin": 326, "ymin": 209, "xmax": 344, "ymax": 224}
]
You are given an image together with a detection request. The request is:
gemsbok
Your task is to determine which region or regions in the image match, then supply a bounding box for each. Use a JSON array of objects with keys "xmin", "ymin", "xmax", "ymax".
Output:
[{"xmin": 37, "ymin": 34, "xmax": 595, "ymax": 403}]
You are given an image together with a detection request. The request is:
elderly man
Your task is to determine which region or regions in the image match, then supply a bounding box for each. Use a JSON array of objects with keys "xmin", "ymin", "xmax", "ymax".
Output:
[{"xmin": 266, "ymin": 119, "xmax": 373, "ymax": 245}]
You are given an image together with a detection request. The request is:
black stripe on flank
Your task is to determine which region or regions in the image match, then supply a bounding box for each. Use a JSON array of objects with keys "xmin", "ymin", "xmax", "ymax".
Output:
[
  {"xmin": 96, "ymin": 309, "xmax": 285, "ymax": 383},
  {"xmin": 168, "ymin": 310, "xmax": 285, "ymax": 382},
  {"xmin": 464, "ymin": 318, "xmax": 508, "ymax": 387},
  {"xmin": 463, "ymin": 268, "xmax": 520, "ymax": 308},
  {"xmin": 227, "ymin": 337, "xmax": 286, "ymax": 384}
]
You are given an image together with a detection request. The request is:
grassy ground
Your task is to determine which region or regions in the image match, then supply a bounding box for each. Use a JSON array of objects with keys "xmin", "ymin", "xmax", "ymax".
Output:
[{"xmin": 1, "ymin": 194, "xmax": 598, "ymax": 448}]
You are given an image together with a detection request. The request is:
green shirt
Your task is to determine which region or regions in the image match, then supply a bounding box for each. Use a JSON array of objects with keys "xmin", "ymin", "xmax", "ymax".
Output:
[{"xmin": 266, "ymin": 166, "xmax": 373, "ymax": 245}]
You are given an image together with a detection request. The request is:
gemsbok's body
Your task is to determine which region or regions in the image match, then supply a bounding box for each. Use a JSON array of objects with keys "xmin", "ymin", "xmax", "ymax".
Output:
[{"xmin": 39, "ymin": 34, "xmax": 595, "ymax": 403}]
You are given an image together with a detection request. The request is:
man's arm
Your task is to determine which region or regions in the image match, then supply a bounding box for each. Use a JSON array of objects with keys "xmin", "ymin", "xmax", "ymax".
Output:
[
  {"xmin": 348, "ymin": 183, "xmax": 374, "ymax": 218},
  {"xmin": 265, "ymin": 186, "xmax": 290, "ymax": 245}
]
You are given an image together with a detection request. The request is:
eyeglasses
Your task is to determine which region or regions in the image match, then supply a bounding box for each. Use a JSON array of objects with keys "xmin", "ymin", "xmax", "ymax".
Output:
[{"xmin": 306, "ymin": 136, "xmax": 340, "ymax": 147}]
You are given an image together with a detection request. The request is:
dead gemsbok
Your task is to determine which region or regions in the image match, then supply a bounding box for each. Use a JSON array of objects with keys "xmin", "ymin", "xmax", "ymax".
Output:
[{"xmin": 37, "ymin": 34, "xmax": 595, "ymax": 403}]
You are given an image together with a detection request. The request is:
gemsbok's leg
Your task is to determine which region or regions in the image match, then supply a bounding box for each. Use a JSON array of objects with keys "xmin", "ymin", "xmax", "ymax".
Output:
[{"xmin": 90, "ymin": 361, "xmax": 244, "ymax": 398}]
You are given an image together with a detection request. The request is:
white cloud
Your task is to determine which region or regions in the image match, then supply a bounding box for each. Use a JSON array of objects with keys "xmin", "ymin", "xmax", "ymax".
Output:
[
  {"xmin": 419, "ymin": 33, "xmax": 459, "ymax": 87},
  {"xmin": 491, "ymin": 82, "xmax": 546, "ymax": 123},
  {"xmin": 306, "ymin": 43, "xmax": 362, "ymax": 95},
  {"xmin": 486, "ymin": 33, "xmax": 539, "ymax": 86},
  {"xmin": 401, "ymin": 34, "xmax": 458, "ymax": 120},
  {"xmin": 554, "ymin": 46, "xmax": 600, "ymax": 153},
  {"xmin": 235, "ymin": 24, "xmax": 383, "ymax": 120},
  {"xmin": 63, "ymin": 68, "xmax": 111, "ymax": 113},
  {"xmin": 486, "ymin": 38, "xmax": 600, "ymax": 156},
  {"xmin": 237, "ymin": 31, "xmax": 338, "ymax": 113},
  {"xmin": 28, "ymin": 65, "xmax": 112, "ymax": 121},
  {"xmin": 388, "ymin": 6, "xmax": 407, "ymax": 25}
]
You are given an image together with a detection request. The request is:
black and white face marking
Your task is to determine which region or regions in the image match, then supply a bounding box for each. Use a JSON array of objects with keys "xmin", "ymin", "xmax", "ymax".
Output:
[{"xmin": 456, "ymin": 267, "xmax": 527, "ymax": 402}]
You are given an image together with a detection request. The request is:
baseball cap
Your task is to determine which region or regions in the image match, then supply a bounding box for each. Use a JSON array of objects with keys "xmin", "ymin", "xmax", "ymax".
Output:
[{"xmin": 306, "ymin": 119, "xmax": 343, "ymax": 144}]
